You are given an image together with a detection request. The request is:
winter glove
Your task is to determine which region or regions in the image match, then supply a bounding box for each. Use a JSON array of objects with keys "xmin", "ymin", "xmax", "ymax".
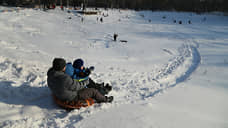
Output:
[
  {"xmin": 84, "ymin": 66, "xmax": 95, "ymax": 77},
  {"xmin": 89, "ymin": 66, "xmax": 95, "ymax": 71}
]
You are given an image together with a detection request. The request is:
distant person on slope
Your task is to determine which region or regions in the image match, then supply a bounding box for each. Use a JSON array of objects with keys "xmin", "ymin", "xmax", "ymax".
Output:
[
  {"xmin": 47, "ymin": 58, "xmax": 113, "ymax": 103},
  {"xmin": 65, "ymin": 58, "xmax": 112, "ymax": 95}
]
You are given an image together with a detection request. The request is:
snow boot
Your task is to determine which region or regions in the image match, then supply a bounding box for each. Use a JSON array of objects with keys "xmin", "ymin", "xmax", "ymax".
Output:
[
  {"xmin": 98, "ymin": 83, "xmax": 112, "ymax": 95},
  {"xmin": 106, "ymin": 96, "xmax": 114, "ymax": 103}
]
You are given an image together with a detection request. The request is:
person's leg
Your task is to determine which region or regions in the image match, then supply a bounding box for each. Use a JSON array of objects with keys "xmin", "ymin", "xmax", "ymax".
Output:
[
  {"xmin": 87, "ymin": 78, "xmax": 104, "ymax": 89},
  {"xmin": 78, "ymin": 88, "xmax": 107, "ymax": 103},
  {"xmin": 87, "ymin": 78, "xmax": 112, "ymax": 95}
]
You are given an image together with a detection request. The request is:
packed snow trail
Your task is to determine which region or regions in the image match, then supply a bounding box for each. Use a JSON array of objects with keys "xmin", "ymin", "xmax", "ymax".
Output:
[{"xmin": 104, "ymin": 42, "xmax": 201, "ymax": 103}]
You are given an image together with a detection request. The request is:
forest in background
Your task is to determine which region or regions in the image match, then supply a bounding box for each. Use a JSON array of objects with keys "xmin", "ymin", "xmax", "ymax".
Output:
[{"xmin": 1, "ymin": 0, "xmax": 228, "ymax": 12}]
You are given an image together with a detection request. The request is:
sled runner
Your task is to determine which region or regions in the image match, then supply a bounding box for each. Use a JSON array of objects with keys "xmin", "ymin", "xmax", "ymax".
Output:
[{"xmin": 53, "ymin": 95, "xmax": 95, "ymax": 109}]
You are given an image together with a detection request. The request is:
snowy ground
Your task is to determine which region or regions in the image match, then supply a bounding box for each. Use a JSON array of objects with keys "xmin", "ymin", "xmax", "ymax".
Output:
[{"xmin": 0, "ymin": 7, "xmax": 228, "ymax": 128}]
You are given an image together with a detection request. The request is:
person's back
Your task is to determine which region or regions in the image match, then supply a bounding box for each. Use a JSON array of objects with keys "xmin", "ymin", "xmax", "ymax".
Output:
[
  {"xmin": 47, "ymin": 58, "xmax": 87, "ymax": 101},
  {"xmin": 47, "ymin": 67, "xmax": 85, "ymax": 101},
  {"xmin": 47, "ymin": 58, "xmax": 113, "ymax": 103}
]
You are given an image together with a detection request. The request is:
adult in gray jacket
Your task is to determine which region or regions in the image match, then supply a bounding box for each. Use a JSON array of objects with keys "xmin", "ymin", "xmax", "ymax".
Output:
[{"xmin": 47, "ymin": 58, "xmax": 113, "ymax": 103}]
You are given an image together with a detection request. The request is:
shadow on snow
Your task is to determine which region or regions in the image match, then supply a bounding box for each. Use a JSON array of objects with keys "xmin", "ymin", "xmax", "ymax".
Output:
[{"xmin": 0, "ymin": 81, "xmax": 57, "ymax": 110}]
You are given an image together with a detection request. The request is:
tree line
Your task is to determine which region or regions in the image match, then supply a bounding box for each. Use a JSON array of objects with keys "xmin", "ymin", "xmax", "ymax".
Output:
[{"xmin": 1, "ymin": 0, "xmax": 228, "ymax": 12}]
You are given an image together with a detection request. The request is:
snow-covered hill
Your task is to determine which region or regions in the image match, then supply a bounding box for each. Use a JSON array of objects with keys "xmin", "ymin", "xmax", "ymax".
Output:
[{"xmin": 0, "ymin": 7, "xmax": 228, "ymax": 128}]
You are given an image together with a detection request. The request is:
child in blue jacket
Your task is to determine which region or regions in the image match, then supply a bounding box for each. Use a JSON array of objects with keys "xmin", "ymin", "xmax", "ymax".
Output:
[
  {"xmin": 65, "ymin": 59, "xmax": 94, "ymax": 82},
  {"xmin": 65, "ymin": 58, "xmax": 112, "ymax": 95}
]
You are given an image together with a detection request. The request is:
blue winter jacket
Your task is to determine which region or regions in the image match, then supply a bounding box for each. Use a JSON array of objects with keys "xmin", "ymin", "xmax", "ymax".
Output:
[{"xmin": 65, "ymin": 63, "xmax": 89, "ymax": 82}]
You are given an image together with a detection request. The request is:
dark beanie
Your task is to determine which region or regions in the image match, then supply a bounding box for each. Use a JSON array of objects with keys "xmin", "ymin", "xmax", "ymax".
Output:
[
  {"xmin": 53, "ymin": 58, "xmax": 66, "ymax": 71},
  {"xmin": 73, "ymin": 59, "xmax": 84, "ymax": 69}
]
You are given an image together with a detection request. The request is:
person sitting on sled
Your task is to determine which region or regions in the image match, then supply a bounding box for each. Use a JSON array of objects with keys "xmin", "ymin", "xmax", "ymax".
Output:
[
  {"xmin": 47, "ymin": 58, "xmax": 113, "ymax": 104},
  {"xmin": 65, "ymin": 58, "xmax": 112, "ymax": 95}
]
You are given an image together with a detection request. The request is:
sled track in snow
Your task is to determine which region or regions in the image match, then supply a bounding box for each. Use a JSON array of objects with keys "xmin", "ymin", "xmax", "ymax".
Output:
[
  {"xmin": 148, "ymin": 43, "xmax": 201, "ymax": 98},
  {"xmin": 111, "ymin": 43, "xmax": 201, "ymax": 102},
  {"xmin": 156, "ymin": 44, "xmax": 201, "ymax": 87}
]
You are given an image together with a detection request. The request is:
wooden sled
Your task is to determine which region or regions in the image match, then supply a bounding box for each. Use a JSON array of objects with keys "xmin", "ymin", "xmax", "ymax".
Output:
[{"xmin": 53, "ymin": 95, "xmax": 94, "ymax": 110}]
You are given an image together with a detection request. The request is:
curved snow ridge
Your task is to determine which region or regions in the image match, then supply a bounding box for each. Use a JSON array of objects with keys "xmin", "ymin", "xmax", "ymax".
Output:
[
  {"xmin": 107, "ymin": 43, "xmax": 201, "ymax": 103},
  {"xmin": 145, "ymin": 43, "xmax": 201, "ymax": 99},
  {"xmin": 157, "ymin": 44, "xmax": 200, "ymax": 85}
]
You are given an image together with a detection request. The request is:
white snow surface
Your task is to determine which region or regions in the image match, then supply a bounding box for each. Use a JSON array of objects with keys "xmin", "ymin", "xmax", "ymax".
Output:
[{"xmin": 0, "ymin": 7, "xmax": 228, "ymax": 128}]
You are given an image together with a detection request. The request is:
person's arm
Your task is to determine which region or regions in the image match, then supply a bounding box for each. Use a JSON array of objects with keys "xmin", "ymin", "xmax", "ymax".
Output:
[
  {"xmin": 64, "ymin": 75, "xmax": 89, "ymax": 91},
  {"xmin": 81, "ymin": 66, "xmax": 95, "ymax": 77}
]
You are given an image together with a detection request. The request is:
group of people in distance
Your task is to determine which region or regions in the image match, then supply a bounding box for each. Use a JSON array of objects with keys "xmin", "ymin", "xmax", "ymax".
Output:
[{"xmin": 47, "ymin": 58, "xmax": 114, "ymax": 106}]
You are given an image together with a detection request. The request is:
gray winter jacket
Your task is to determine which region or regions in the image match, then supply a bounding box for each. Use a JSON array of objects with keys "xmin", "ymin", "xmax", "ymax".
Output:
[{"xmin": 47, "ymin": 68, "xmax": 89, "ymax": 101}]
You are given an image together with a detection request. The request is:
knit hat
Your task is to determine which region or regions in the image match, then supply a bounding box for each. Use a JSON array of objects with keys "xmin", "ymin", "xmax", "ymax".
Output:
[
  {"xmin": 73, "ymin": 58, "xmax": 84, "ymax": 69},
  {"xmin": 52, "ymin": 58, "xmax": 66, "ymax": 71}
]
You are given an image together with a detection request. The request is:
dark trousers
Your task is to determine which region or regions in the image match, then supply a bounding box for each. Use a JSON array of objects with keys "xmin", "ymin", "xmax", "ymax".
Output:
[
  {"xmin": 87, "ymin": 78, "xmax": 108, "ymax": 95},
  {"xmin": 78, "ymin": 88, "xmax": 107, "ymax": 103},
  {"xmin": 87, "ymin": 78, "xmax": 102, "ymax": 89}
]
